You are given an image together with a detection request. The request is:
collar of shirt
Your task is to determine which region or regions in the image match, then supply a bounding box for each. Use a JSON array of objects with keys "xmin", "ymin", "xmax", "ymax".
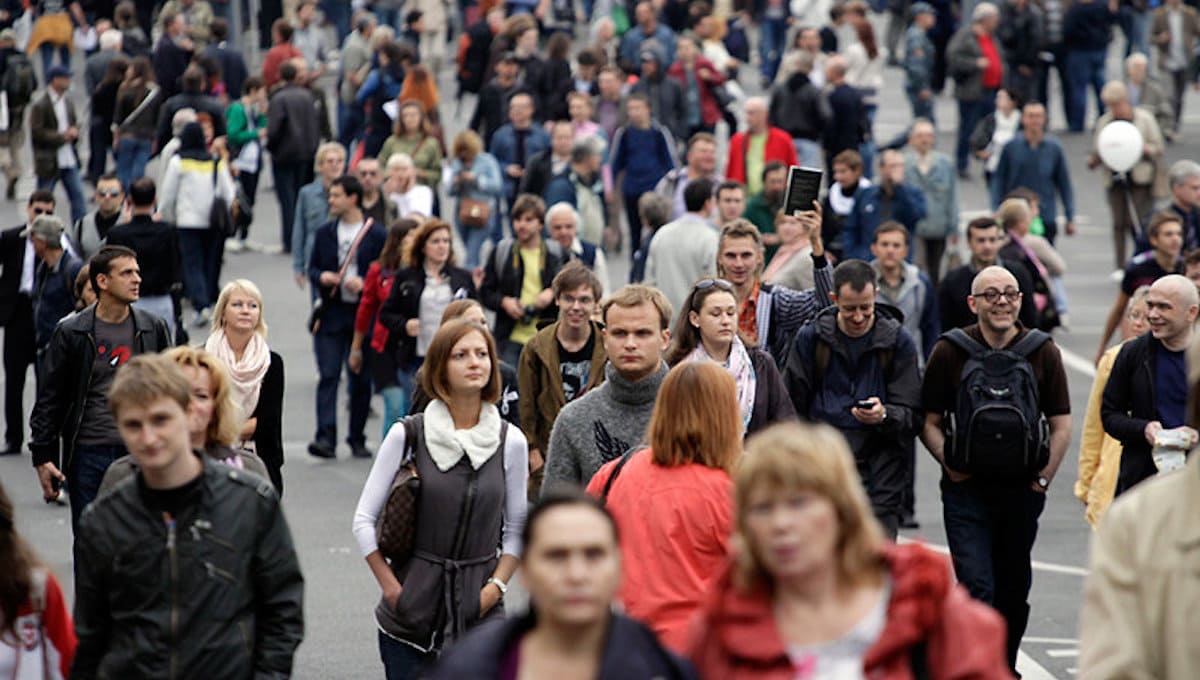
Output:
[{"xmin": 738, "ymin": 280, "xmax": 761, "ymax": 345}]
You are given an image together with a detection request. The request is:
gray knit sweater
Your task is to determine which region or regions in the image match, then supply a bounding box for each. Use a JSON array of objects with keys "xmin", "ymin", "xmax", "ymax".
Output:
[{"xmin": 541, "ymin": 361, "xmax": 668, "ymax": 494}]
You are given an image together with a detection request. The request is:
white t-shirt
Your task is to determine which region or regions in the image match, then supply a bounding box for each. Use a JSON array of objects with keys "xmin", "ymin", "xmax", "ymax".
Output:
[{"xmin": 336, "ymin": 219, "xmax": 363, "ymax": 303}]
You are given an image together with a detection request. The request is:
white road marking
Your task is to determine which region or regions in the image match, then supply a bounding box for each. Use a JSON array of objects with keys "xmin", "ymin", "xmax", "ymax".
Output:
[
  {"xmin": 1023, "ymin": 637, "xmax": 1081, "ymax": 645},
  {"xmin": 1047, "ymin": 649, "xmax": 1080, "ymax": 658},
  {"xmin": 897, "ymin": 537, "xmax": 1089, "ymax": 576},
  {"xmin": 1017, "ymin": 651, "xmax": 1062, "ymax": 680},
  {"xmin": 1057, "ymin": 346, "xmax": 1098, "ymax": 379}
]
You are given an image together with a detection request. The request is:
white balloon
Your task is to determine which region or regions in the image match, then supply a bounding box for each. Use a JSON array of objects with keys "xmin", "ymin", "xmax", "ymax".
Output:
[{"xmin": 1096, "ymin": 120, "xmax": 1144, "ymax": 174}]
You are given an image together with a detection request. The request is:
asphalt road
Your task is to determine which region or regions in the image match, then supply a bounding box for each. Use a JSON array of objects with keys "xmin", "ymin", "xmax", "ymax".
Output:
[{"xmin": 0, "ymin": 30, "xmax": 1186, "ymax": 679}]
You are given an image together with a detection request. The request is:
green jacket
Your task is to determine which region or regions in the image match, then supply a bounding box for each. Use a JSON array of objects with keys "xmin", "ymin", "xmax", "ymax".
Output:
[
  {"xmin": 225, "ymin": 99, "xmax": 267, "ymax": 151},
  {"xmin": 744, "ymin": 192, "xmax": 781, "ymax": 261},
  {"xmin": 378, "ymin": 133, "xmax": 444, "ymax": 188}
]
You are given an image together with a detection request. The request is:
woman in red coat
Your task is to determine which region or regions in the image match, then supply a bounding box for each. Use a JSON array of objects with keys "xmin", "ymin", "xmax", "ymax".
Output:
[
  {"xmin": 688, "ymin": 422, "xmax": 1015, "ymax": 680},
  {"xmin": 668, "ymin": 36, "xmax": 727, "ymax": 139}
]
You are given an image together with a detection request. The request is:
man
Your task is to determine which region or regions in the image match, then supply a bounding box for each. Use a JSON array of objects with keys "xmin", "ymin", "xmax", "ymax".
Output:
[
  {"xmin": 1150, "ymin": 0, "xmax": 1200, "ymax": 138},
  {"xmin": 1102, "ymin": 274, "xmax": 1197, "ymax": 497},
  {"xmin": 904, "ymin": 2, "xmax": 938, "ymax": 122},
  {"xmin": 0, "ymin": 28, "xmax": 34, "ymax": 200},
  {"xmin": 470, "ymin": 52, "xmax": 531, "ymax": 150},
  {"xmin": 153, "ymin": 64, "xmax": 226, "ymax": 154},
  {"xmin": 158, "ymin": 0, "xmax": 216, "ymax": 50},
  {"xmin": 843, "ymin": 150, "xmax": 927, "ymax": 262},
  {"xmin": 84, "ymin": 29, "xmax": 122, "ymax": 183},
  {"xmin": 271, "ymin": 61, "xmax": 322, "ymax": 255},
  {"xmin": 71, "ymin": 175, "xmax": 123, "ymax": 261},
  {"xmin": 904, "ymin": 119, "xmax": 959, "ymax": 284},
  {"xmin": 71, "ymin": 353, "xmax": 303, "ymax": 679},
  {"xmin": 1161, "ymin": 160, "xmax": 1200, "ymax": 249},
  {"xmin": 946, "ymin": 2, "xmax": 1003, "ymax": 177},
  {"xmin": 726, "ymin": 96, "xmax": 797, "ymax": 196},
  {"xmin": 520, "ymin": 121, "xmax": 574, "ymax": 199},
  {"xmin": 939, "ymin": 216, "xmax": 1039, "ymax": 330},
  {"xmin": 307, "ymin": 177, "xmax": 385, "ymax": 459},
  {"xmin": 28, "ymin": 215, "xmax": 81, "ymax": 367},
  {"xmin": 920, "ymin": 265, "xmax": 1072, "ymax": 672},
  {"xmin": 1096, "ymin": 212, "xmax": 1185, "ymax": 363},
  {"xmin": 768, "ymin": 51, "xmax": 828, "ymax": 170},
  {"xmin": 608, "ymin": 93, "xmax": 676, "ymax": 257},
  {"xmin": 786, "ymin": 260, "xmax": 923, "ymax": 538},
  {"xmin": 490, "ymin": 92, "xmax": 550, "ymax": 210},
  {"xmin": 292, "ymin": 0, "xmax": 332, "ymax": 77},
  {"xmin": 544, "ymin": 137, "xmax": 607, "ymax": 247},
  {"xmin": 991, "ymin": 102, "xmax": 1075, "ymax": 243},
  {"xmin": 617, "ymin": 1, "xmax": 676, "ymax": 75},
  {"xmin": 630, "ymin": 44, "xmax": 687, "ymax": 143},
  {"xmin": 743, "ymin": 161, "xmax": 787, "ymax": 259},
  {"xmin": 1125, "ymin": 53, "xmax": 1176, "ymax": 142},
  {"xmin": 336, "ymin": 11, "xmax": 375, "ymax": 149},
  {"xmin": 717, "ymin": 217, "xmax": 833, "ymax": 367},
  {"xmin": 456, "ymin": 7, "xmax": 502, "ymax": 100},
  {"xmin": 594, "ymin": 67, "xmax": 626, "ymax": 142},
  {"xmin": 518, "ymin": 263, "xmax": 607, "ymax": 495},
  {"xmin": 105, "ymin": 178, "xmax": 184, "ymax": 342},
  {"xmin": 29, "ymin": 65, "xmax": 86, "ymax": 224},
  {"xmin": 871, "ymin": 222, "xmax": 941, "ymax": 361},
  {"xmin": 201, "ymin": 18, "xmax": 248, "ymax": 101},
  {"xmin": 261, "ymin": 19, "xmax": 303, "ymax": 89},
  {"xmin": 481, "ymin": 194, "xmax": 566, "ymax": 368},
  {"xmin": 714, "ymin": 181, "xmax": 746, "ymax": 227},
  {"xmin": 1063, "ymin": 0, "xmax": 1119, "ymax": 132},
  {"xmin": 543, "ymin": 284, "xmax": 671, "ymax": 490},
  {"xmin": 292, "ymin": 142, "xmax": 345, "ymax": 289},
  {"xmin": 547, "ymin": 202, "xmax": 609, "ymax": 297},
  {"xmin": 84, "ymin": 28, "xmax": 122, "ymax": 93},
  {"xmin": 655, "ymin": 133, "xmax": 719, "ymax": 220},
  {"xmin": 822, "ymin": 56, "xmax": 869, "ymax": 179},
  {"xmin": 31, "ymin": 245, "xmax": 173, "ymax": 533},
  {"xmin": 355, "ymin": 158, "xmax": 396, "ymax": 226},
  {"xmin": 996, "ymin": 0, "xmax": 1044, "ymax": 103},
  {"xmin": 152, "ymin": 11, "xmax": 196, "ymax": 100},
  {"xmin": 644, "ymin": 179, "xmax": 719, "ymax": 315}
]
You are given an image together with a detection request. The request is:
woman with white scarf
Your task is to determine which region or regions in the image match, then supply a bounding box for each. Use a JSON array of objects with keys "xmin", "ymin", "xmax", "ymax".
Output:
[
  {"xmin": 205, "ymin": 279, "xmax": 285, "ymax": 494},
  {"xmin": 665, "ymin": 278, "xmax": 796, "ymax": 436},
  {"xmin": 352, "ymin": 319, "xmax": 528, "ymax": 679}
]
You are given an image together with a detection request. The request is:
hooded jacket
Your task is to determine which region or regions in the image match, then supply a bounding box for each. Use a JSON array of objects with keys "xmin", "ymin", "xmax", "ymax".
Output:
[
  {"xmin": 871, "ymin": 260, "xmax": 941, "ymax": 360},
  {"xmin": 767, "ymin": 71, "xmax": 830, "ymax": 141},
  {"xmin": 630, "ymin": 43, "xmax": 687, "ymax": 141}
]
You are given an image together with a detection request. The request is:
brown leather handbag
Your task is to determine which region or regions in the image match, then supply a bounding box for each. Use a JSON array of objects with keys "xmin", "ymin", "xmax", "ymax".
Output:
[
  {"xmin": 375, "ymin": 417, "xmax": 421, "ymax": 564},
  {"xmin": 458, "ymin": 197, "xmax": 490, "ymax": 228}
]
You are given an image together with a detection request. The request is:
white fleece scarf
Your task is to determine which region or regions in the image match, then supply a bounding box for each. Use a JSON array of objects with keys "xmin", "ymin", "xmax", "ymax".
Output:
[
  {"xmin": 423, "ymin": 400, "xmax": 502, "ymax": 472},
  {"xmin": 205, "ymin": 328, "xmax": 270, "ymax": 418},
  {"xmin": 829, "ymin": 177, "xmax": 872, "ymax": 216}
]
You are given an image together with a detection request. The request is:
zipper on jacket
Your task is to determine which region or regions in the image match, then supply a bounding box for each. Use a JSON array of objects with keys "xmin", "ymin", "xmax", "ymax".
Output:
[{"xmin": 166, "ymin": 513, "xmax": 178, "ymax": 680}]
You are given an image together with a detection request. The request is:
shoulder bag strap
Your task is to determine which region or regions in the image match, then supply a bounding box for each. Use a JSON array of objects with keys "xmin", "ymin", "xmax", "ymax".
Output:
[
  {"xmin": 600, "ymin": 446, "xmax": 641, "ymax": 505},
  {"xmin": 117, "ymin": 83, "xmax": 158, "ymax": 130},
  {"xmin": 326, "ymin": 217, "xmax": 376, "ymax": 300}
]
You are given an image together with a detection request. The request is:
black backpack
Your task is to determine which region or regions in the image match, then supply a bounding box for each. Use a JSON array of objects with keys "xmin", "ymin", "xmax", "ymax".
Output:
[
  {"xmin": 941, "ymin": 328, "xmax": 1051, "ymax": 480},
  {"xmin": 3, "ymin": 53, "xmax": 36, "ymax": 109}
]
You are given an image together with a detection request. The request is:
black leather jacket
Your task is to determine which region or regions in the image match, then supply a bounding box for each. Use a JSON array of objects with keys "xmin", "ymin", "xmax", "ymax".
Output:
[
  {"xmin": 30, "ymin": 305, "xmax": 173, "ymax": 471},
  {"xmin": 72, "ymin": 456, "xmax": 305, "ymax": 679}
]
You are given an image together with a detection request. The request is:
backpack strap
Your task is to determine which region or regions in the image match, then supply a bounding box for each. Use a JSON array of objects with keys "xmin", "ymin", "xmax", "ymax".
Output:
[
  {"xmin": 941, "ymin": 327, "xmax": 989, "ymax": 358},
  {"xmin": 600, "ymin": 446, "xmax": 641, "ymax": 505},
  {"xmin": 1007, "ymin": 329, "xmax": 1052, "ymax": 358}
]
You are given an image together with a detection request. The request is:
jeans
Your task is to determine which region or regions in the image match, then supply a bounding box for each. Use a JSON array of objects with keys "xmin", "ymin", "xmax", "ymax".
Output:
[
  {"xmin": 39, "ymin": 43, "xmax": 69, "ymax": 76},
  {"xmin": 458, "ymin": 214, "xmax": 490, "ymax": 269},
  {"xmin": 759, "ymin": 16, "xmax": 789, "ymax": 83},
  {"xmin": 115, "ymin": 137, "xmax": 152, "ymax": 190},
  {"xmin": 236, "ymin": 171, "xmax": 260, "ymax": 240},
  {"xmin": 1065, "ymin": 49, "xmax": 1107, "ymax": 132},
  {"xmin": 273, "ymin": 160, "xmax": 307, "ymax": 252},
  {"xmin": 37, "ymin": 166, "xmax": 87, "ymax": 223},
  {"xmin": 907, "ymin": 89, "xmax": 935, "ymax": 126},
  {"xmin": 313, "ymin": 307, "xmax": 371, "ymax": 447},
  {"xmin": 318, "ymin": 0, "xmax": 351, "ymax": 42},
  {"xmin": 177, "ymin": 228, "xmax": 215, "ymax": 310},
  {"xmin": 1037, "ymin": 44, "xmax": 1072, "ymax": 127},
  {"xmin": 337, "ymin": 99, "xmax": 365, "ymax": 150},
  {"xmin": 942, "ymin": 480, "xmax": 1046, "ymax": 672},
  {"xmin": 3, "ymin": 298, "xmax": 33, "ymax": 448},
  {"xmin": 1118, "ymin": 6, "xmax": 1149, "ymax": 56},
  {"xmin": 87, "ymin": 119, "xmax": 112, "ymax": 181},
  {"xmin": 379, "ymin": 631, "xmax": 435, "ymax": 680},
  {"xmin": 132, "ymin": 294, "xmax": 176, "ymax": 342},
  {"xmin": 793, "ymin": 138, "xmax": 823, "ymax": 169},
  {"xmin": 374, "ymin": 7, "xmax": 402, "ymax": 30},
  {"xmin": 956, "ymin": 92, "xmax": 995, "ymax": 172},
  {"xmin": 68, "ymin": 444, "xmax": 127, "ymax": 537}
]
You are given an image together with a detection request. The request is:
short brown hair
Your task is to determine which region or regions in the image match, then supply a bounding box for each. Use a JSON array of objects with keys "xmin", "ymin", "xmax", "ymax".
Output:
[
  {"xmin": 451, "ymin": 130, "xmax": 483, "ymax": 160},
  {"xmin": 421, "ymin": 320, "xmax": 502, "ymax": 404},
  {"xmin": 648, "ymin": 362, "xmax": 742, "ymax": 471},
  {"xmin": 601, "ymin": 284, "xmax": 673, "ymax": 330},
  {"xmin": 108, "ymin": 354, "xmax": 191, "ymax": 418},
  {"xmin": 717, "ymin": 219, "xmax": 765, "ymax": 279},
  {"xmin": 1185, "ymin": 248, "xmax": 1200, "ymax": 268},
  {"xmin": 404, "ymin": 219, "xmax": 456, "ymax": 269},
  {"xmin": 552, "ymin": 260, "xmax": 602, "ymax": 301},
  {"xmin": 1148, "ymin": 211, "xmax": 1184, "ymax": 240},
  {"xmin": 510, "ymin": 194, "xmax": 546, "ymax": 222},
  {"xmin": 872, "ymin": 221, "xmax": 909, "ymax": 244},
  {"xmin": 440, "ymin": 299, "xmax": 484, "ymax": 324},
  {"xmin": 832, "ymin": 149, "xmax": 863, "ymax": 172}
]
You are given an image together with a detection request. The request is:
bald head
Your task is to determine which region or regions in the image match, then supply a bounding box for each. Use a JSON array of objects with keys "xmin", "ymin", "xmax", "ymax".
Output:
[
  {"xmin": 971, "ymin": 265, "xmax": 1018, "ymax": 295},
  {"xmin": 1152, "ymin": 274, "xmax": 1200, "ymax": 308},
  {"xmin": 746, "ymin": 96, "xmax": 768, "ymax": 133}
]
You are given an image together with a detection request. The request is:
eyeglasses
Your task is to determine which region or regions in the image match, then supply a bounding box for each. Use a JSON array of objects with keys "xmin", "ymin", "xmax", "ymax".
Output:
[
  {"xmin": 973, "ymin": 288, "xmax": 1021, "ymax": 303},
  {"xmin": 695, "ymin": 278, "xmax": 734, "ymax": 292},
  {"xmin": 560, "ymin": 294, "xmax": 595, "ymax": 307},
  {"xmin": 97, "ymin": 190, "xmax": 122, "ymax": 197}
]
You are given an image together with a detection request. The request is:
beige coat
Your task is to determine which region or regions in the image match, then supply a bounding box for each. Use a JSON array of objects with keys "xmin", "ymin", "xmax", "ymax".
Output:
[{"xmin": 1079, "ymin": 452, "xmax": 1200, "ymax": 678}]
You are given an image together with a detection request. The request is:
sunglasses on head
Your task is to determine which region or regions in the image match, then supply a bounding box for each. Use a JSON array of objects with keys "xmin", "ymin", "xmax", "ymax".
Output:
[{"xmin": 694, "ymin": 278, "xmax": 734, "ymax": 292}]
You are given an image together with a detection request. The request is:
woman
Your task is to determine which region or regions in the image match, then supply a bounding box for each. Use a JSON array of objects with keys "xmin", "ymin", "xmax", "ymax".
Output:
[
  {"xmin": 89, "ymin": 55, "xmax": 129, "ymax": 185},
  {"xmin": 225, "ymin": 77, "xmax": 269, "ymax": 250},
  {"xmin": 113, "ymin": 56, "xmax": 161, "ymax": 190},
  {"xmin": 567, "ymin": 91, "xmax": 607, "ymax": 152},
  {"xmin": 969, "ymin": 87, "xmax": 1022, "ymax": 183},
  {"xmin": 73, "ymin": 264, "xmax": 95, "ymax": 310},
  {"xmin": 821, "ymin": 150, "xmax": 869, "ymax": 261},
  {"xmin": 0, "ymin": 480, "xmax": 76, "ymax": 679},
  {"xmin": 844, "ymin": 17, "xmax": 886, "ymax": 124},
  {"xmin": 585, "ymin": 361, "xmax": 739, "ymax": 652},
  {"xmin": 100, "ymin": 347, "xmax": 271, "ymax": 495},
  {"xmin": 764, "ymin": 212, "xmax": 817, "ymax": 290},
  {"xmin": 352, "ymin": 319, "xmax": 529, "ymax": 679},
  {"xmin": 688, "ymin": 423, "xmax": 1015, "ymax": 679},
  {"xmin": 356, "ymin": 41, "xmax": 408, "ymax": 159},
  {"xmin": 384, "ymin": 153, "xmax": 435, "ymax": 218},
  {"xmin": 350, "ymin": 219, "xmax": 421, "ymax": 435},
  {"xmin": 205, "ymin": 279, "xmax": 286, "ymax": 493},
  {"xmin": 428, "ymin": 491, "xmax": 697, "ymax": 679},
  {"xmin": 445, "ymin": 130, "xmax": 503, "ymax": 269},
  {"xmin": 997, "ymin": 197, "xmax": 1063, "ymax": 332},
  {"xmin": 378, "ymin": 219, "xmax": 476, "ymax": 421},
  {"xmin": 378, "ymin": 100, "xmax": 443, "ymax": 190},
  {"xmin": 159, "ymin": 122, "xmax": 236, "ymax": 325},
  {"xmin": 668, "ymin": 36, "xmax": 726, "ymax": 138},
  {"xmin": 665, "ymin": 280, "xmax": 795, "ymax": 436},
  {"xmin": 396, "ymin": 65, "xmax": 445, "ymax": 153},
  {"xmin": 541, "ymin": 32, "xmax": 575, "ymax": 121},
  {"xmin": 1077, "ymin": 286, "xmax": 1151, "ymax": 528}
]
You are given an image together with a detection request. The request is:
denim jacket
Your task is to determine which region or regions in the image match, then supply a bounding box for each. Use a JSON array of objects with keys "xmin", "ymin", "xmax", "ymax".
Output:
[{"xmin": 904, "ymin": 150, "xmax": 959, "ymax": 239}]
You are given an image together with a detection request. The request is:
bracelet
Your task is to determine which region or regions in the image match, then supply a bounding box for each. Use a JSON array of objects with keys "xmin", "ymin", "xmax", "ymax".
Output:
[{"xmin": 486, "ymin": 577, "xmax": 508, "ymax": 596}]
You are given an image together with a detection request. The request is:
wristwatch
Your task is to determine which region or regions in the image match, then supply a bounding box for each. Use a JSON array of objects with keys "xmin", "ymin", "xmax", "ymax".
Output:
[
  {"xmin": 486, "ymin": 577, "xmax": 508, "ymax": 596},
  {"xmin": 1036, "ymin": 476, "xmax": 1050, "ymax": 490}
]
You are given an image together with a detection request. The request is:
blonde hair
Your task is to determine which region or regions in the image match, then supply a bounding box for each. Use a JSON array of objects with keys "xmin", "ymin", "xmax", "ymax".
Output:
[
  {"xmin": 211, "ymin": 279, "xmax": 268, "ymax": 339},
  {"xmin": 164, "ymin": 347, "xmax": 244, "ymax": 447},
  {"xmin": 314, "ymin": 141, "xmax": 347, "ymax": 170},
  {"xmin": 733, "ymin": 423, "xmax": 886, "ymax": 590}
]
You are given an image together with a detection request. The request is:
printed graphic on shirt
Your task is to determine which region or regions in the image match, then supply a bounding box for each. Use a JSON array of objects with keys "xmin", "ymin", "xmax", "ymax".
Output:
[
  {"xmin": 561, "ymin": 358, "xmax": 591, "ymax": 402},
  {"xmin": 593, "ymin": 421, "xmax": 630, "ymax": 464},
  {"xmin": 96, "ymin": 342, "xmax": 132, "ymax": 368}
]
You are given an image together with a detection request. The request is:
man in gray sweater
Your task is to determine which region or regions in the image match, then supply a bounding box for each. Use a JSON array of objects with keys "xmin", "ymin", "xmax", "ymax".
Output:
[{"xmin": 542, "ymin": 285, "xmax": 672, "ymax": 492}]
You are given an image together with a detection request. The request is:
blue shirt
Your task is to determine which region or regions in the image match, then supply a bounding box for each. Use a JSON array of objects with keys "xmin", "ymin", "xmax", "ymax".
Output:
[
  {"xmin": 990, "ymin": 135, "xmax": 1075, "ymax": 240},
  {"xmin": 1155, "ymin": 342, "xmax": 1187, "ymax": 428}
]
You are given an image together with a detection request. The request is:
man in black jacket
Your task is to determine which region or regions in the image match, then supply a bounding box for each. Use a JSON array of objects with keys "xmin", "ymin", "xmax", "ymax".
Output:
[
  {"xmin": 1102, "ymin": 274, "xmax": 1198, "ymax": 496},
  {"xmin": 71, "ymin": 353, "xmax": 304, "ymax": 679},
  {"xmin": 768, "ymin": 50, "xmax": 830, "ymax": 168},
  {"xmin": 938, "ymin": 217, "xmax": 1039, "ymax": 330},
  {"xmin": 152, "ymin": 10, "xmax": 195, "ymax": 101},
  {"xmin": 822, "ymin": 56, "xmax": 869, "ymax": 183},
  {"xmin": 31, "ymin": 245, "xmax": 173, "ymax": 537},
  {"xmin": 268, "ymin": 60, "xmax": 321, "ymax": 253},
  {"xmin": 153, "ymin": 64, "xmax": 227, "ymax": 155},
  {"xmin": 519, "ymin": 121, "xmax": 574, "ymax": 199},
  {"xmin": 469, "ymin": 52, "xmax": 532, "ymax": 149},
  {"xmin": 105, "ymin": 178, "xmax": 184, "ymax": 342},
  {"xmin": 201, "ymin": 18, "xmax": 249, "ymax": 99}
]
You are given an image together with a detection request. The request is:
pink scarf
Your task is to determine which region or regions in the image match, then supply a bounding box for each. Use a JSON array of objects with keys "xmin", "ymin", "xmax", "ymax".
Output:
[{"xmin": 205, "ymin": 328, "xmax": 271, "ymax": 421}]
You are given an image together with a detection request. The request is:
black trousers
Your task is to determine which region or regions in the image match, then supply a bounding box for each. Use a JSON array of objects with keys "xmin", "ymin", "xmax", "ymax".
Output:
[{"xmin": 4, "ymin": 295, "xmax": 35, "ymax": 447}]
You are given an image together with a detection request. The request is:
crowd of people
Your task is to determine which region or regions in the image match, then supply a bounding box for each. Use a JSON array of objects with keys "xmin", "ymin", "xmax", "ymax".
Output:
[{"xmin": 2, "ymin": 0, "xmax": 1200, "ymax": 678}]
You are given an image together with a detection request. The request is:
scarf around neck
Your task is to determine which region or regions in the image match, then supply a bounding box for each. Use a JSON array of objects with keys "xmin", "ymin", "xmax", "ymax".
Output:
[
  {"xmin": 205, "ymin": 328, "xmax": 271, "ymax": 420},
  {"xmin": 423, "ymin": 400, "xmax": 502, "ymax": 472},
  {"xmin": 687, "ymin": 336, "xmax": 757, "ymax": 428},
  {"xmin": 829, "ymin": 177, "xmax": 871, "ymax": 216}
]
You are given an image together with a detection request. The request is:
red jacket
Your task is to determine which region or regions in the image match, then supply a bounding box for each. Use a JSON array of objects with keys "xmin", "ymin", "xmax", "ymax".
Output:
[
  {"xmin": 687, "ymin": 543, "xmax": 1015, "ymax": 680},
  {"xmin": 726, "ymin": 127, "xmax": 799, "ymax": 187},
  {"xmin": 353, "ymin": 262, "xmax": 396, "ymax": 354},
  {"xmin": 262, "ymin": 44, "xmax": 303, "ymax": 89},
  {"xmin": 667, "ymin": 57, "xmax": 727, "ymax": 127},
  {"xmin": 586, "ymin": 449, "xmax": 733, "ymax": 653}
]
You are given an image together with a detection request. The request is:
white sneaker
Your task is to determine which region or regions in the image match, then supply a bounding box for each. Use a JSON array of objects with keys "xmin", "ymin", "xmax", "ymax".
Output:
[
  {"xmin": 1110, "ymin": 269, "xmax": 1124, "ymax": 282},
  {"xmin": 261, "ymin": 243, "xmax": 285, "ymax": 255},
  {"xmin": 242, "ymin": 239, "xmax": 265, "ymax": 253},
  {"xmin": 225, "ymin": 238, "xmax": 245, "ymax": 253},
  {"xmin": 194, "ymin": 307, "xmax": 212, "ymax": 328}
]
